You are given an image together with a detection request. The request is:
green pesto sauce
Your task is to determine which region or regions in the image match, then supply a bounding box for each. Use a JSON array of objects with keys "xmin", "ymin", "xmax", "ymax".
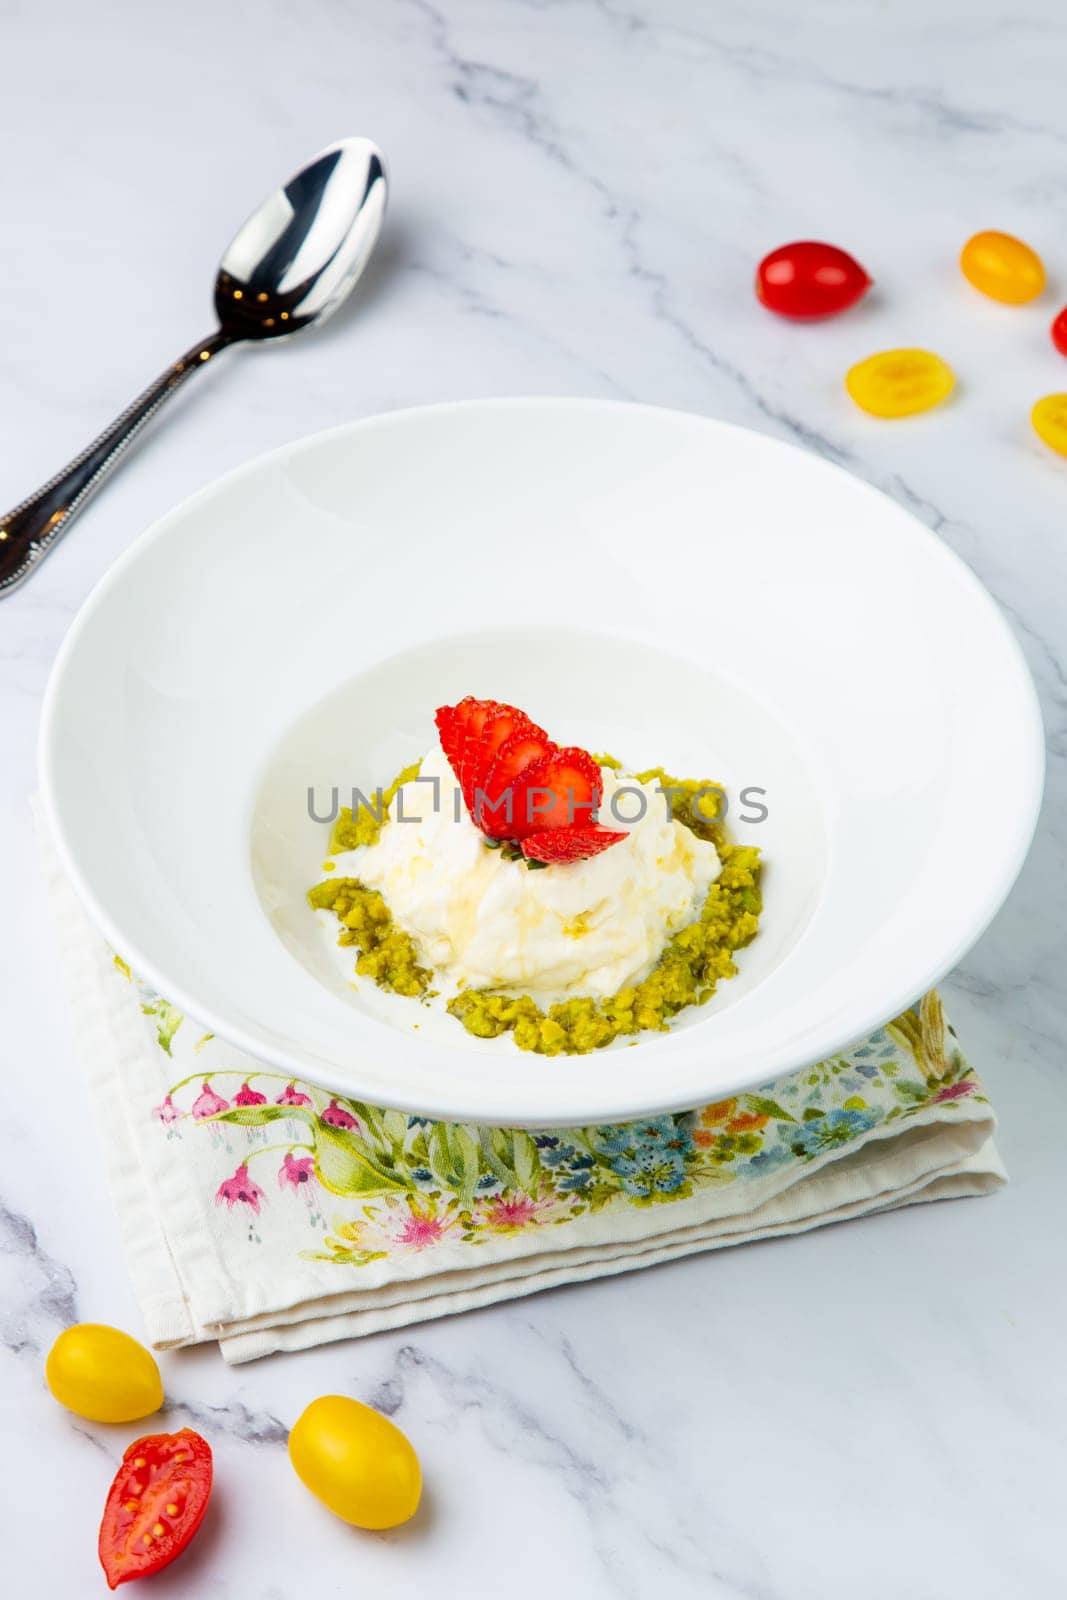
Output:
[
  {"xmin": 309, "ymin": 758, "xmax": 430, "ymax": 999},
  {"xmin": 308, "ymin": 757, "xmax": 761, "ymax": 1054},
  {"xmin": 326, "ymin": 760, "xmax": 423, "ymax": 853},
  {"xmin": 308, "ymin": 876, "xmax": 431, "ymax": 999},
  {"xmin": 447, "ymin": 843, "xmax": 759, "ymax": 1055}
]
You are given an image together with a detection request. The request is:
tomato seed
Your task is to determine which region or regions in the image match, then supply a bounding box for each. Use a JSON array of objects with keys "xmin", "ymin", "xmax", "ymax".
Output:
[{"xmin": 166, "ymin": 1503, "xmax": 178, "ymax": 1515}]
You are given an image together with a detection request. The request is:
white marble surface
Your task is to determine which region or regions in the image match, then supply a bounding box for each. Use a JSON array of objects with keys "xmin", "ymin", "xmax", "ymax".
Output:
[{"xmin": 2, "ymin": 0, "xmax": 1065, "ymax": 1593}]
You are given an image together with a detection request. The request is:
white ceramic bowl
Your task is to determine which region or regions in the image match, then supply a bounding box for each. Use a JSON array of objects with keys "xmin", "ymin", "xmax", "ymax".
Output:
[{"xmin": 40, "ymin": 400, "xmax": 1043, "ymax": 1126}]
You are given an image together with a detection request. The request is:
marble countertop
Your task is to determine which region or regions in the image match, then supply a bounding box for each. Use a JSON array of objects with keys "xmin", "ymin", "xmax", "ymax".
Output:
[{"xmin": 2, "ymin": 1, "xmax": 1065, "ymax": 1593}]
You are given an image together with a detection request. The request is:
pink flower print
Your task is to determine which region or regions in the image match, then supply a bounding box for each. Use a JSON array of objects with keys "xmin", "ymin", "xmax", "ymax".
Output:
[
  {"xmin": 191, "ymin": 1080, "xmax": 229, "ymax": 1119},
  {"xmin": 933, "ymin": 1079, "xmax": 977, "ymax": 1103},
  {"xmin": 321, "ymin": 1198, "xmax": 458, "ymax": 1259},
  {"xmin": 278, "ymin": 1152, "xmax": 316, "ymax": 1191},
  {"xmin": 234, "ymin": 1080, "xmax": 268, "ymax": 1107},
  {"xmin": 152, "ymin": 1094, "xmax": 181, "ymax": 1126},
  {"xmin": 215, "ymin": 1162, "xmax": 266, "ymax": 1213},
  {"xmin": 392, "ymin": 1203, "xmax": 452, "ymax": 1251},
  {"xmin": 480, "ymin": 1193, "xmax": 543, "ymax": 1232},
  {"xmin": 320, "ymin": 1099, "xmax": 360, "ymax": 1131},
  {"xmin": 276, "ymin": 1082, "xmax": 313, "ymax": 1108}
]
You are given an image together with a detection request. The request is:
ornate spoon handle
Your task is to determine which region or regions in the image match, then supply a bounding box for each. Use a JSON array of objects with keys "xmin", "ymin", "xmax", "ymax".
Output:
[{"xmin": 0, "ymin": 329, "xmax": 234, "ymax": 598}]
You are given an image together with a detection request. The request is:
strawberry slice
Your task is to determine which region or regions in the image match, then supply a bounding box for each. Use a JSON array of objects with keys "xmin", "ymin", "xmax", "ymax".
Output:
[
  {"xmin": 511, "ymin": 746, "xmax": 603, "ymax": 837},
  {"xmin": 521, "ymin": 826, "xmax": 628, "ymax": 864},
  {"xmin": 457, "ymin": 700, "xmax": 507, "ymax": 809},
  {"xmin": 478, "ymin": 728, "xmax": 556, "ymax": 838},
  {"xmin": 436, "ymin": 696, "xmax": 482, "ymax": 777},
  {"xmin": 434, "ymin": 700, "xmax": 471, "ymax": 779},
  {"xmin": 435, "ymin": 699, "xmax": 508, "ymax": 810},
  {"xmin": 475, "ymin": 706, "xmax": 544, "ymax": 778}
]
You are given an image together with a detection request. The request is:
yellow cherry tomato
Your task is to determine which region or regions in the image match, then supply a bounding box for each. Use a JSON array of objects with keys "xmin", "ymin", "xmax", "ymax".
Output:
[
  {"xmin": 289, "ymin": 1395, "xmax": 422, "ymax": 1529},
  {"xmin": 960, "ymin": 230, "xmax": 1045, "ymax": 304},
  {"xmin": 45, "ymin": 1323, "xmax": 164, "ymax": 1423},
  {"xmin": 1032, "ymin": 394, "xmax": 1067, "ymax": 458},
  {"xmin": 845, "ymin": 349, "xmax": 955, "ymax": 418}
]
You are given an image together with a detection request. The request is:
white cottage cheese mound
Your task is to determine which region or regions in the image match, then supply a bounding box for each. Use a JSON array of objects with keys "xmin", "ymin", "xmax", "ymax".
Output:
[{"xmin": 328, "ymin": 745, "xmax": 721, "ymax": 1004}]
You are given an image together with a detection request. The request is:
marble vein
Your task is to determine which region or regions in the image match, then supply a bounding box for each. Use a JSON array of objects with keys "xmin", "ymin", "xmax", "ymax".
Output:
[{"xmin": 0, "ymin": 1199, "xmax": 79, "ymax": 1356}]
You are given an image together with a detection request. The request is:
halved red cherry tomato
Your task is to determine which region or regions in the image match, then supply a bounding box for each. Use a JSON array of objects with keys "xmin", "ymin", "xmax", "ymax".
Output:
[
  {"xmin": 756, "ymin": 241, "xmax": 871, "ymax": 320},
  {"xmin": 1052, "ymin": 307, "xmax": 1067, "ymax": 357},
  {"xmin": 98, "ymin": 1428, "xmax": 213, "ymax": 1590}
]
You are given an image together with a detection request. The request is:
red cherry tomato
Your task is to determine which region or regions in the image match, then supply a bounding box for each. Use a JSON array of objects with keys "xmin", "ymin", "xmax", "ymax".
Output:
[
  {"xmin": 1052, "ymin": 307, "xmax": 1067, "ymax": 357},
  {"xmin": 98, "ymin": 1428, "xmax": 213, "ymax": 1589},
  {"xmin": 756, "ymin": 241, "xmax": 871, "ymax": 320}
]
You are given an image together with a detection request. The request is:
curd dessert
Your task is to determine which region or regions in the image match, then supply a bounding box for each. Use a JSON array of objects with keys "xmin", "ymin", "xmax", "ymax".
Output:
[{"xmin": 309, "ymin": 698, "xmax": 761, "ymax": 1055}]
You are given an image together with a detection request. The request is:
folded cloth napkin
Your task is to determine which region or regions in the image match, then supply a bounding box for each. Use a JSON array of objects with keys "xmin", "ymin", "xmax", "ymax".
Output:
[{"xmin": 40, "ymin": 818, "xmax": 1005, "ymax": 1364}]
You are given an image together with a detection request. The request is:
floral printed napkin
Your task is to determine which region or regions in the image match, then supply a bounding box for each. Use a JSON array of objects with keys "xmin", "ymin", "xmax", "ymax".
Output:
[{"xmin": 41, "ymin": 819, "xmax": 1005, "ymax": 1364}]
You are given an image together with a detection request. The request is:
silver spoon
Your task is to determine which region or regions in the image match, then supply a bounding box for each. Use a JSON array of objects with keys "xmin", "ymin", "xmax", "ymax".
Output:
[{"xmin": 0, "ymin": 136, "xmax": 387, "ymax": 598}]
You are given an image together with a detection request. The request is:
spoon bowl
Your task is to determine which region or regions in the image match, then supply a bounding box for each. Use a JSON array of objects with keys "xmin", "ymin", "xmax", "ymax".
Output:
[{"xmin": 215, "ymin": 139, "xmax": 387, "ymax": 340}]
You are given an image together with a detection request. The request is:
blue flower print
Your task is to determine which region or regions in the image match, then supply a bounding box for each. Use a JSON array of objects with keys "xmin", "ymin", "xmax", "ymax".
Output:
[{"xmin": 785, "ymin": 1107, "xmax": 880, "ymax": 1159}]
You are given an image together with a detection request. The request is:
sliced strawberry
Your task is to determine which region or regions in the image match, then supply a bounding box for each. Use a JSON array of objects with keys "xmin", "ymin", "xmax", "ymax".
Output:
[
  {"xmin": 435, "ymin": 702, "xmax": 608, "ymax": 844},
  {"xmin": 457, "ymin": 699, "xmax": 505, "ymax": 809},
  {"xmin": 511, "ymin": 746, "xmax": 603, "ymax": 837},
  {"xmin": 476, "ymin": 706, "xmax": 543, "ymax": 777},
  {"xmin": 521, "ymin": 826, "xmax": 628, "ymax": 864},
  {"xmin": 435, "ymin": 698, "xmax": 509, "ymax": 809},
  {"xmin": 434, "ymin": 702, "xmax": 467, "ymax": 779},
  {"xmin": 436, "ymin": 697, "xmax": 479, "ymax": 784},
  {"xmin": 477, "ymin": 728, "xmax": 556, "ymax": 838}
]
